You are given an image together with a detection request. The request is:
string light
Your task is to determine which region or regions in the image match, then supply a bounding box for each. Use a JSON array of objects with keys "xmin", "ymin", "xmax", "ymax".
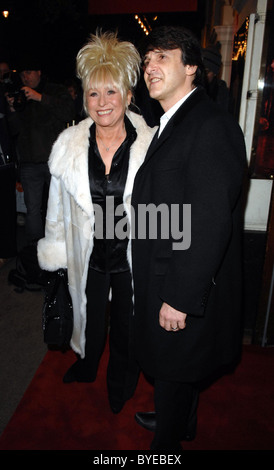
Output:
[
  {"xmin": 134, "ymin": 14, "xmax": 151, "ymax": 35},
  {"xmin": 232, "ymin": 17, "xmax": 249, "ymax": 61}
]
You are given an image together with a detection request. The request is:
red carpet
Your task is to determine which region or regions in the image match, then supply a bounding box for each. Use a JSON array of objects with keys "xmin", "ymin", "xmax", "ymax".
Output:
[{"xmin": 0, "ymin": 344, "xmax": 274, "ymax": 452}]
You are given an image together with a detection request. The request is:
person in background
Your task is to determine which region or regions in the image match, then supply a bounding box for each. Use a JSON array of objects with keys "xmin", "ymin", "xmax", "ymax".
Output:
[
  {"xmin": 0, "ymin": 60, "xmax": 17, "ymax": 262},
  {"xmin": 131, "ymin": 25, "xmax": 246, "ymax": 450},
  {"xmin": 6, "ymin": 60, "xmax": 75, "ymax": 244},
  {"xmin": 37, "ymin": 32, "xmax": 156, "ymax": 414},
  {"xmin": 0, "ymin": 61, "xmax": 13, "ymax": 162},
  {"xmin": 64, "ymin": 77, "xmax": 85, "ymax": 123},
  {"xmin": 202, "ymin": 43, "xmax": 229, "ymax": 110},
  {"xmin": 0, "ymin": 61, "xmax": 10, "ymax": 82}
]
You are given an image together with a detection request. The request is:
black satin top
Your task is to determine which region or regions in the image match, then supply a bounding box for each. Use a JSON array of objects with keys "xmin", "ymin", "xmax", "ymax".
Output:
[{"xmin": 88, "ymin": 116, "xmax": 137, "ymax": 273}]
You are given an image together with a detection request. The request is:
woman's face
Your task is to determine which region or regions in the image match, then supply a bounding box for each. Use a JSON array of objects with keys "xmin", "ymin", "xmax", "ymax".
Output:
[{"xmin": 86, "ymin": 81, "xmax": 131, "ymax": 129}]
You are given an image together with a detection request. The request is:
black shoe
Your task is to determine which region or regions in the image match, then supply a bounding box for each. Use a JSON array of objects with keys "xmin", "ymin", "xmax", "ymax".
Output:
[
  {"xmin": 109, "ymin": 401, "xmax": 125, "ymax": 414},
  {"xmin": 135, "ymin": 411, "xmax": 196, "ymax": 441},
  {"xmin": 63, "ymin": 361, "xmax": 95, "ymax": 384},
  {"xmin": 63, "ymin": 367, "xmax": 77, "ymax": 383},
  {"xmin": 135, "ymin": 411, "xmax": 156, "ymax": 431}
]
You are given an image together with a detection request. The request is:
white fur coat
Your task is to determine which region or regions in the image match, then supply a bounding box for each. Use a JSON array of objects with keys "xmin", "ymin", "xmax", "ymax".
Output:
[{"xmin": 38, "ymin": 111, "xmax": 157, "ymax": 357}]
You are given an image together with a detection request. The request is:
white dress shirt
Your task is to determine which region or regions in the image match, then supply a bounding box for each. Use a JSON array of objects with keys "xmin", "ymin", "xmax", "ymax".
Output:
[{"xmin": 158, "ymin": 88, "xmax": 196, "ymax": 137}]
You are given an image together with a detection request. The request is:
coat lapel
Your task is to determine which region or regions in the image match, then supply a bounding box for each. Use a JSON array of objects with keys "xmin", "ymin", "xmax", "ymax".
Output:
[
  {"xmin": 49, "ymin": 117, "xmax": 94, "ymax": 217},
  {"xmin": 49, "ymin": 112, "xmax": 157, "ymax": 219},
  {"xmin": 140, "ymin": 87, "xmax": 205, "ymax": 168},
  {"xmin": 142, "ymin": 117, "xmax": 174, "ymax": 167}
]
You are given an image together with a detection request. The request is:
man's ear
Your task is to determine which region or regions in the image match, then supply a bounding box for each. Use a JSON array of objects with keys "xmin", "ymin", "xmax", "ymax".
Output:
[{"xmin": 186, "ymin": 65, "xmax": 197, "ymax": 76}]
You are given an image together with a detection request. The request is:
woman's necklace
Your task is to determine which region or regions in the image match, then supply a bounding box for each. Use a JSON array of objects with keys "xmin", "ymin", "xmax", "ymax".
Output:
[{"xmin": 96, "ymin": 130, "xmax": 125, "ymax": 152}]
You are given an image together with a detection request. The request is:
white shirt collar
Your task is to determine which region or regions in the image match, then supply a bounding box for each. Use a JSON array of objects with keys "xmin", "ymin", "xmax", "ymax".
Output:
[{"xmin": 158, "ymin": 88, "xmax": 196, "ymax": 136}]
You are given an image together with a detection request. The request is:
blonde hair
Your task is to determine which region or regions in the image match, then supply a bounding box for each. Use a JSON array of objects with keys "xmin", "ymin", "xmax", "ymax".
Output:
[{"xmin": 76, "ymin": 31, "xmax": 141, "ymax": 113}]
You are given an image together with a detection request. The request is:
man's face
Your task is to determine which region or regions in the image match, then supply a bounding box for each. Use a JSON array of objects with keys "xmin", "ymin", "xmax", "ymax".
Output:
[
  {"xmin": 20, "ymin": 70, "xmax": 41, "ymax": 89},
  {"xmin": 143, "ymin": 48, "xmax": 196, "ymax": 111},
  {"xmin": 205, "ymin": 68, "xmax": 215, "ymax": 83},
  {"xmin": 0, "ymin": 62, "xmax": 10, "ymax": 81}
]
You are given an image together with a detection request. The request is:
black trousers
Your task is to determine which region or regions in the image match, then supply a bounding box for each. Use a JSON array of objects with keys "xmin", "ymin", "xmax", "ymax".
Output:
[
  {"xmin": 81, "ymin": 268, "xmax": 139, "ymax": 409},
  {"xmin": 20, "ymin": 163, "xmax": 50, "ymax": 243},
  {"xmin": 151, "ymin": 379, "xmax": 199, "ymax": 451}
]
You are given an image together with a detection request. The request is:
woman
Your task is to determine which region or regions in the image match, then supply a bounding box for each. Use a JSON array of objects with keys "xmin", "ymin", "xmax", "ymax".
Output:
[{"xmin": 38, "ymin": 32, "xmax": 157, "ymax": 413}]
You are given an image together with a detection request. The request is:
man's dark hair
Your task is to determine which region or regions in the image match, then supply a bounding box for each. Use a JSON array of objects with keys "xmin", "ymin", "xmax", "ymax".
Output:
[{"xmin": 142, "ymin": 26, "xmax": 205, "ymax": 86}]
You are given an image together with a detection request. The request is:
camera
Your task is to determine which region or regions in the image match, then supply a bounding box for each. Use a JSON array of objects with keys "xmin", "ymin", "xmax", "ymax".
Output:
[{"xmin": 2, "ymin": 71, "xmax": 26, "ymax": 111}]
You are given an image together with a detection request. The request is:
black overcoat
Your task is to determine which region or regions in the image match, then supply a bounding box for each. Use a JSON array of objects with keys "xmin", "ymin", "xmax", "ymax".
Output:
[{"xmin": 131, "ymin": 87, "xmax": 247, "ymax": 383}]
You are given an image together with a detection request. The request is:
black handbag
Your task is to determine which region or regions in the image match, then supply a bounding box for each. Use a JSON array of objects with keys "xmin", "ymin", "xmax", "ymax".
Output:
[{"xmin": 42, "ymin": 269, "xmax": 73, "ymax": 347}]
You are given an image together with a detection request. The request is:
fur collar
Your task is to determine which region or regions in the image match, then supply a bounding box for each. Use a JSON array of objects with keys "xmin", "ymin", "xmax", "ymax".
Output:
[{"xmin": 48, "ymin": 111, "xmax": 157, "ymax": 216}]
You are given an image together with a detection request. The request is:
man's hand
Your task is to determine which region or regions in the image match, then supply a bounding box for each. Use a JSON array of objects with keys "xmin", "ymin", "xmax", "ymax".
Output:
[
  {"xmin": 22, "ymin": 86, "xmax": 42, "ymax": 102},
  {"xmin": 159, "ymin": 302, "xmax": 187, "ymax": 332}
]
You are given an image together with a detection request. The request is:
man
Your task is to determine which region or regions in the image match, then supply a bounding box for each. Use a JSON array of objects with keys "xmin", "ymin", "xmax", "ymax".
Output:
[
  {"xmin": 0, "ymin": 61, "xmax": 13, "ymax": 162},
  {"xmin": 7, "ymin": 61, "xmax": 75, "ymax": 243},
  {"xmin": 131, "ymin": 26, "xmax": 246, "ymax": 450},
  {"xmin": 0, "ymin": 61, "xmax": 10, "ymax": 82},
  {"xmin": 0, "ymin": 61, "xmax": 17, "ymax": 260},
  {"xmin": 202, "ymin": 43, "xmax": 229, "ymax": 110}
]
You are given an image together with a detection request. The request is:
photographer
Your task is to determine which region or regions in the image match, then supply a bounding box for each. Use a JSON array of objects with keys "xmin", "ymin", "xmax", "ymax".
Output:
[
  {"xmin": 0, "ymin": 61, "xmax": 17, "ymax": 261},
  {"xmin": 6, "ymin": 60, "xmax": 75, "ymax": 244},
  {"xmin": 0, "ymin": 61, "xmax": 16, "ymax": 163}
]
